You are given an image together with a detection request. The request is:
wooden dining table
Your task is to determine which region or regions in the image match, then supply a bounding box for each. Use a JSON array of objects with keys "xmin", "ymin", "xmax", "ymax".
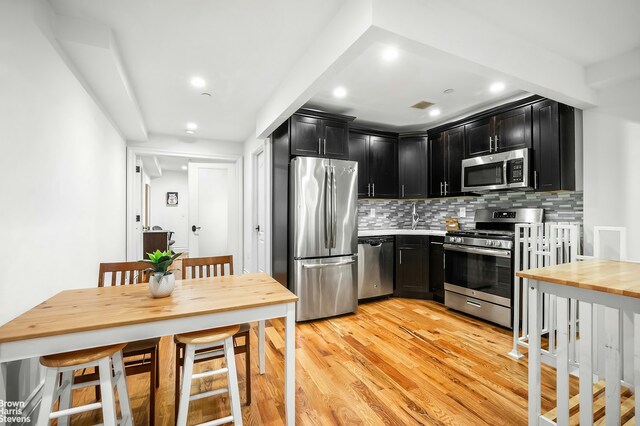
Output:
[{"xmin": 0, "ymin": 272, "xmax": 298, "ymax": 425}]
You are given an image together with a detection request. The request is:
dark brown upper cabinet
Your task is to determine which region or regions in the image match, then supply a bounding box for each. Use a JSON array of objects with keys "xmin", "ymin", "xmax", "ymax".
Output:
[
  {"xmin": 398, "ymin": 135, "xmax": 427, "ymax": 199},
  {"xmin": 532, "ymin": 99, "xmax": 575, "ymax": 191},
  {"xmin": 464, "ymin": 105, "xmax": 532, "ymax": 158},
  {"xmin": 290, "ymin": 111, "xmax": 351, "ymax": 159},
  {"xmin": 428, "ymin": 125, "xmax": 465, "ymax": 198},
  {"xmin": 348, "ymin": 130, "xmax": 398, "ymax": 198}
]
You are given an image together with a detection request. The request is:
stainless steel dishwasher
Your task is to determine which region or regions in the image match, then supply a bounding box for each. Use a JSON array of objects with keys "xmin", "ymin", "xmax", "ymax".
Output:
[{"xmin": 357, "ymin": 236, "xmax": 394, "ymax": 300}]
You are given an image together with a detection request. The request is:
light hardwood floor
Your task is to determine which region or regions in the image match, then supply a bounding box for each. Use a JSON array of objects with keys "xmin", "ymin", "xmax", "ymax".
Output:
[{"xmin": 65, "ymin": 297, "xmax": 565, "ymax": 425}]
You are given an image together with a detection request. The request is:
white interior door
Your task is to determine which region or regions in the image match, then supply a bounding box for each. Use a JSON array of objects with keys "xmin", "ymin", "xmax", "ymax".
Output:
[
  {"xmin": 256, "ymin": 150, "xmax": 267, "ymax": 272},
  {"xmin": 188, "ymin": 162, "xmax": 241, "ymax": 272}
]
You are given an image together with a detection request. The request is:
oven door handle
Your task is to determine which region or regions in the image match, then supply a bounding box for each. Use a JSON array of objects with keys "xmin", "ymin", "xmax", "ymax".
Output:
[{"xmin": 443, "ymin": 244, "xmax": 512, "ymax": 258}]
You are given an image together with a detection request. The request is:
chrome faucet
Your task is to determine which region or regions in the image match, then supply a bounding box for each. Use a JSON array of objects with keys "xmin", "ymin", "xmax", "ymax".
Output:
[{"xmin": 411, "ymin": 202, "xmax": 420, "ymax": 230}]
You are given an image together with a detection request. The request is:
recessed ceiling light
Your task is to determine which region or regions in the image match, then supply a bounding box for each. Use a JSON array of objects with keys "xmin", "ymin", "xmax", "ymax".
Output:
[
  {"xmin": 333, "ymin": 86, "xmax": 347, "ymax": 99},
  {"xmin": 185, "ymin": 130, "xmax": 195, "ymax": 135},
  {"xmin": 429, "ymin": 108, "xmax": 441, "ymax": 117},
  {"xmin": 490, "ymin": 82, "xmax": 506, "ymax": 93},
  {"xmin": 181, "ymin": 165, "xmax": 188, "ymax": 170},
  {"xmin": 443, "ymin": 88, "xmax": 455, "ymax": 94},
  {"xmin": 186, "ymin": 122, "xmax": 198, "ymax": 131},
  {"xmin": 381, "ymin": 46, "xmax": 399, "ymax": 62},
  {"xmin": 190, "ymin": 76, "xmax": 206, "ymax": 88}
]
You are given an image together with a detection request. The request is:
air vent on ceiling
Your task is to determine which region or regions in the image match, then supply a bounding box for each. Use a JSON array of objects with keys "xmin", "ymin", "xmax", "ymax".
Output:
[{"xmin": 410, "ymin": 100, "xmax": 434, "ymax": 110}]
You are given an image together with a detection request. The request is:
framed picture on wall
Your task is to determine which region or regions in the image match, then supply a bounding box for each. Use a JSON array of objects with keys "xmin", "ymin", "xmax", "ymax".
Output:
[{"xmin": 166, "ymin": 192, "xmax": 179, "ymax": 206}]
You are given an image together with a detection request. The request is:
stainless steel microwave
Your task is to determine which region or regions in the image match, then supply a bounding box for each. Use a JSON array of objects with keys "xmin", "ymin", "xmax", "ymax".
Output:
[{"xmin": 461, "ymin": 148, "xmax": 530, "ymax": 192}]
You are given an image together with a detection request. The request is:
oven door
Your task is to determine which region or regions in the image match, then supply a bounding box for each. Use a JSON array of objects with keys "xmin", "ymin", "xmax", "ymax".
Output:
[
  {"xmin": 461, "ymin": 159, "xmax": 506, "ymax": 192},
  {"xmin": 443, "ymin": 244, "xmax": 512, "ymax": 306}
]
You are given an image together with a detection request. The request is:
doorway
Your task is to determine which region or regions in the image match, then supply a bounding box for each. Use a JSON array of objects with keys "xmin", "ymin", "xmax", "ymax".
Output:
[
  {"xmin": 126, "ymin": 148, "xmax": 243, "ymax": 272},
  {"xmin": 250, "ymin": 143, "xmax": 271, "ymax": 274}
]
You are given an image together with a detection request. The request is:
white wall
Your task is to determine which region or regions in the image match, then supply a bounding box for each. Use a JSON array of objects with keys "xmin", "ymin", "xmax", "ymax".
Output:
[
  {"xmin": 0, "ymin": 0, "xmax": 127, "ymax": 407},
  {"xmin": 149, "ymin": 171, "xmax": 189, "ymax": 251},
  {"xmin": 583, "ymin": 78, "xmax": 640, "ymax": 260}
]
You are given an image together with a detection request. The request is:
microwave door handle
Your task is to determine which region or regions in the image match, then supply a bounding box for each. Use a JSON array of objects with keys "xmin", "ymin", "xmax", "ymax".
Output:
[{"xmin": 503, "ymin": 161, "xmax": 508, "ymax": 186}]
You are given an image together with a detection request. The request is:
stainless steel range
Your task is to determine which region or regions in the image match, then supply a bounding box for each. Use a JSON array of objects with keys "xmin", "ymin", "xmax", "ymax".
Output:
[{"xmin": 444, "ymin": 208, "xmax": 544, "ymax": 328}]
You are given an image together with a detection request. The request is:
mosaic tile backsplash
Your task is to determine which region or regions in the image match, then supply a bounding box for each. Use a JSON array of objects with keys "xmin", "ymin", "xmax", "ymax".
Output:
[{"xmin": 358, "ymin": 191, "xmax": 583, "ymax": 230}]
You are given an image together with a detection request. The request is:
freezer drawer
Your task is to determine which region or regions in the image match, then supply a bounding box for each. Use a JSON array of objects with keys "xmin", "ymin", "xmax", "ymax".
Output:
[
  {"xmin": 358, "ymin": 237, "xmax": 394, "ymax": 300},
  {"xmin": 445, "ymin": 290, "xmax": 511, "ymax": 328},
  {"xmin": 293, "ymin": 255, "xmax": 358, "ymax": 321}
]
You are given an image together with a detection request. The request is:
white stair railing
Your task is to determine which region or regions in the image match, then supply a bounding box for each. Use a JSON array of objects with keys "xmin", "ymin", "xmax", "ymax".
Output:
[
  {"xmin": 528, "ymin": 226, "xmax": 632, "ymax": 425},
  {"xmin": 509, "ymin": 222, "xmax": 581, "ymax": 361}
]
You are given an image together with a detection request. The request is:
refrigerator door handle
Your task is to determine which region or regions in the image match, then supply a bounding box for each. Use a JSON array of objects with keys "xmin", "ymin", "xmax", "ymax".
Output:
[
  {"xmin": 331, "ymin": 166, "xmax": 337, "ymax": 248},
  {"xmin": 302, "ymin": 259, "xmax": 356, "ymax": 269},
  {"xmin": 324, "ymin": 166, "xmax": 331, "ymax": 249}
]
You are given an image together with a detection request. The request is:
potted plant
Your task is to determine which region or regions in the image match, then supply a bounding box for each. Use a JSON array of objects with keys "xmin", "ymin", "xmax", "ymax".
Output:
[{"xmin": 141, "ymin": 249, "xmax": 181, "ymax": 298}]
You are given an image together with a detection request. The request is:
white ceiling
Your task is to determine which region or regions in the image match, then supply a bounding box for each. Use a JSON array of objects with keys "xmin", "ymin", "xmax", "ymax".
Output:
[
  {"xmin": 47, "ymin": 0, "xmax": 640, "ymax": 141},
  {"xmin": 49, "ymin": 0, "xmax": 343, "ymax": 142},
  {"xmin": 447, "ymin": 0, "xmax": 640, "ymax": 66},
  {"xmin": 306, "ymin": 42, "xmax": 527, "ymax": 131}
]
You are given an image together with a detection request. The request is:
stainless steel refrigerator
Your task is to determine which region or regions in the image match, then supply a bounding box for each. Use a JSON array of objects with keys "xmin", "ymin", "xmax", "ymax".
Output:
[{"xmin": 290, "ymin": 156, "xmax": 358, "ymax": 321}]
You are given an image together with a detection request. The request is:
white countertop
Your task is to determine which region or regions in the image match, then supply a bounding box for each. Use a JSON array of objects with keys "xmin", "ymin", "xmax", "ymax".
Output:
[{"xmin": 358, "ymin": 229, "xmax": 447, "ymax": 237}]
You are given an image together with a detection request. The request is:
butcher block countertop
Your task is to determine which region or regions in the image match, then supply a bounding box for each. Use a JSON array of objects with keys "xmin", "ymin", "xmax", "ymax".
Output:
[
  {"xmin": 517, "ymin": 259, "xmax": 640, "ymax": 299},
  {"xmin": 0, "ymin": 273, "xmax": 297, "ymax": 343}
]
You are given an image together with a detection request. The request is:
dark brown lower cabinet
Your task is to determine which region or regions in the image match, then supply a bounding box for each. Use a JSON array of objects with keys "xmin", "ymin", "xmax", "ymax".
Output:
[
  {"xmin": 395, "ymin": 235, "xmax": 444, "ymax": 300},
  {"xmin": 428, "ymin": 237, "xmax": 445, "ymax": 303}
]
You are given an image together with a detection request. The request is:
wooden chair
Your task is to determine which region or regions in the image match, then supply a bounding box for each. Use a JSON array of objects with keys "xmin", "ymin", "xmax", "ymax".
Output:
[
  {"xmin": 175, "ymin": 255, "xmax": 251, "ymax": 418},
  {"xmin": 75, "ymin": 262, "xmax": 160, "ymax": 425}
]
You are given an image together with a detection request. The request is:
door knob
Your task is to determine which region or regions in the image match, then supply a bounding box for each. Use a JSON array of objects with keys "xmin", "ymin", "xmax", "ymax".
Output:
[{"xmin": 191, "ymin": 225, "xmax": 201, "ymax": 232}]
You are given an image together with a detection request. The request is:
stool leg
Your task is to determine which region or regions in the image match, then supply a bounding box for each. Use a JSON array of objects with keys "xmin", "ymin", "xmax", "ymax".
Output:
[
  {"xmin": 176, "ymin": 344, "xmax": 196, "ymax": 426},
  {"xmin": 224, "ymin": 336, "xmax": 243, "ymax": 425},
  {"xmin": 37, "ymin": 367, "xmax": 59, "ymax": 426},
  {"xmin": 98, "ymin": 356, "xmax": 117, "ymax": 426},
  {"xmin": 112, "ymin": 351, "xmax": 132, "ymax": 426},
  {"xmin": 58, "ymin": 370, "xmax": 73, "ymax": 426}
]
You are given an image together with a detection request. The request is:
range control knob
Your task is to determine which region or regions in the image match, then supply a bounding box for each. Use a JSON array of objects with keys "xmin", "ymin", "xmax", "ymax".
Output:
[{"xmin": 486, "ymin": 240, "xmax": 493, "ymax": 246}]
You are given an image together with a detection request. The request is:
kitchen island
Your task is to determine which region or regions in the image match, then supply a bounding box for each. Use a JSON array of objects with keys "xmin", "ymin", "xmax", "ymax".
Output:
[{"xmin": 517, "ymin": 259, "xmax": 640, "ymax": 425}]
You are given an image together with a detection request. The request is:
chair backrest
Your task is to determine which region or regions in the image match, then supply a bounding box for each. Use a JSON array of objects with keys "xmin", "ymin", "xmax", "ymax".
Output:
[
  {"xmin": 182, "ymin": 255, "xmax": 234, "ymax": 279},
  {"xmin": 577, "ymin": 226, "xmax": 627, "ymax": 261},
  {"xmin": 98, "ymin": 261, "xmax": 151, "ymax": 287}
]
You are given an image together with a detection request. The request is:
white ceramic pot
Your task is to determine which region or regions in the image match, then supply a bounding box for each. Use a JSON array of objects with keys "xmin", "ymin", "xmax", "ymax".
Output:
[{"xmin": 149, "ymin": 273, "xmax": 175, "ymax": 298}]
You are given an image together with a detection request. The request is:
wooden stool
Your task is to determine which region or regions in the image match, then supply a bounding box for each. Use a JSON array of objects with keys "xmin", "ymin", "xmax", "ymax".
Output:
[
  {"xmin": 175, "ymin": 325, "xmax": 243, "ymax": 426},
  {"xmin": 37, "ymin": 343, "xmax": 132, "ymax": 426}
]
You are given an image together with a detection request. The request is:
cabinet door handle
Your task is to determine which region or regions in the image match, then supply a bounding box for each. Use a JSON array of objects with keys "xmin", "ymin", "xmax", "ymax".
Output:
[
  {"xmin": 372, "ymin": 183, "xmax": 375, "ymax": 197},
  {"xmin": 444, "ymin": 181, "xmax": 448, "ymax": 196},
  {"xmin": 495, "ymin": 134, "xmax": 499, "ymax": 151},
  {"xmin": 489, "ymin": 136, "xmax": 493, "ymax": 152},
  {"xmin": 440, "ymin": 181, "xmax": 444, "ymax": 196},
  {"xmin": 401, "ymin": 184, "xmax": 405, "ymax": 198},
  {"xmin": 534, "ymin": 171, "xmax": 538, "ymax": 190},
  {"xmin": 323, "ymin": 138, "xmax": 327, "ymax": 155},
  {"xmin": 367, "ymin": 183, "xmax": 371, "ymax": 197},
  {"xmin": 318, "ymin": 137, "xmax": 322, "ymax": 155}
]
